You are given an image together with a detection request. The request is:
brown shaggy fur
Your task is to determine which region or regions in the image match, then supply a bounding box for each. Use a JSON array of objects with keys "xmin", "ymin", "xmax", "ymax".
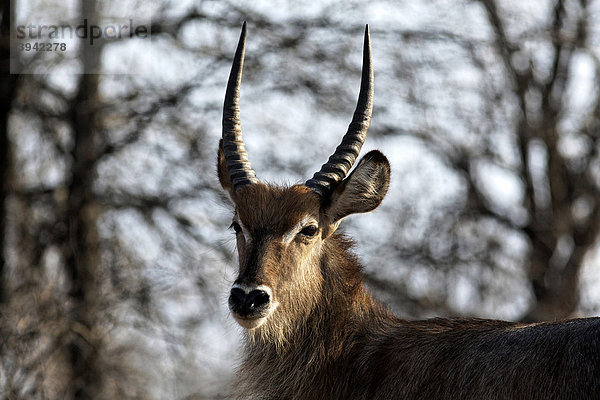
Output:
[{"xmin": 218, "ymin": 145, "xmax": 600, "ymax": 400}]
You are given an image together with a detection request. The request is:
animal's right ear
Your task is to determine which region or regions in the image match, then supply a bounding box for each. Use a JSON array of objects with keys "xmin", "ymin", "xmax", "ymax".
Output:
[
  {"xmin": 321, "ymin": 150, "xmax": 390, "ymax": 237},
  {"xmin": 217, "ymin": 139, "xmax": 235, "ymax": 201}
]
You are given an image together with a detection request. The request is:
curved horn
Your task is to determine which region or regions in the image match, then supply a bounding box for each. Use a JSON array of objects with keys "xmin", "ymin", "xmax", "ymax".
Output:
[
  {"xmin": 305, "ymin": 25, "xmax": 373, "ymax": 197},
  {"xmin": 222, "ymin": 22, "xmax": 259, "ymax": 189}
]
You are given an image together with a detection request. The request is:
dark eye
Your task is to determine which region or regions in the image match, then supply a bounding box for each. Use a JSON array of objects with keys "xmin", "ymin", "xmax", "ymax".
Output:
[
  {"xmin": 230, "ymin": 221, "xmax": 242, "ymax": 234},
  {"xmin": 299, "ymin": 225, "xmax": 318, "ymax": 237}
]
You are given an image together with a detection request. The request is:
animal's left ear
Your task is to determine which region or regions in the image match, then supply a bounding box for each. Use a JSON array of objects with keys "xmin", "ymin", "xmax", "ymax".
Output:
[
  {"xmin": 217, "ymin": 139, "xmax": 235, "ymax": 202},
  {"xmin": 322, "ymin": 150, "xmax": 390, "ymax": 236}
]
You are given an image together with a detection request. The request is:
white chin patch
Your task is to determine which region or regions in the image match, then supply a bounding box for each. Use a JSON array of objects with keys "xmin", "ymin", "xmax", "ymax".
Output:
[{"xmin": 234, "ymin": 315, "xmax": 268, "ymax": 330}]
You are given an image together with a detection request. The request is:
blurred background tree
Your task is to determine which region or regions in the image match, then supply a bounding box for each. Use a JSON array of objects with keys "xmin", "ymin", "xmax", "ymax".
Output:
[{"xmin": 1, "ymin": 0, "xmax": 599, "ymax": 398}]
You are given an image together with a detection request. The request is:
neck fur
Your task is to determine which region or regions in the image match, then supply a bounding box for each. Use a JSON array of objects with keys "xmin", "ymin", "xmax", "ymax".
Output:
[{"xmin": 236, "ymin": 234, "xmax": 390, "ymax": 398}]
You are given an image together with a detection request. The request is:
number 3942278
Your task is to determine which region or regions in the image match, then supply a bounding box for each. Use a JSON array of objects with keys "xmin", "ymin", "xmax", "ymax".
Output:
[{"xmin": 18, "ymin": 42, "xmax": 67, "ymax": 51}]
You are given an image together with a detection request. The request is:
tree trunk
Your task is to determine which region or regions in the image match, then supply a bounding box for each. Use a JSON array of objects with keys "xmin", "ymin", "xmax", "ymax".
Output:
[
  {"xmin": 64, "ymin": 1, "xmax": 104, "ymax": 397},
  {"xmin": 0, "ymin": 0, "xmax": 18, "ymax": 304}
]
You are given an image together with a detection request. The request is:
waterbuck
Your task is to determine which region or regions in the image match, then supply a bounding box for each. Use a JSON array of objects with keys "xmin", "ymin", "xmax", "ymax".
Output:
[{"xmin": 217, "ymin": 23, "xmax": 600, "ymax": 400}]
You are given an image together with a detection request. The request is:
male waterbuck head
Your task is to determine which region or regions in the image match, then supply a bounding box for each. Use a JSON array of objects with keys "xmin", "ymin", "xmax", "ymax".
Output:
[
  {"xmin": 218, "ymin": 23, "xmax": 389, "ymax": 333},
  {"xmin": 217, "ymin": 24, "xmax": 600, "ymax": 400}
]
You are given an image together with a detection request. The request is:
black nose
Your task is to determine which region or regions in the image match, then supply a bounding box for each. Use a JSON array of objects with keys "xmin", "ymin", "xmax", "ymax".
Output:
[{"xmin": 229, "ymin": 288, "xmax": 270, "ymax": 317}]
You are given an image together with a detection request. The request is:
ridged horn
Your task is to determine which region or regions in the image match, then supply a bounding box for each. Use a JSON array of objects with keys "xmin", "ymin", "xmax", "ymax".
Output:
[
  {"xmin": 305, "ymin": 25, "xmax": 373, "ymax": 197},
  {"xmin": 222, "ymin": 21, "xmax": 259, "ymax": 189}
]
